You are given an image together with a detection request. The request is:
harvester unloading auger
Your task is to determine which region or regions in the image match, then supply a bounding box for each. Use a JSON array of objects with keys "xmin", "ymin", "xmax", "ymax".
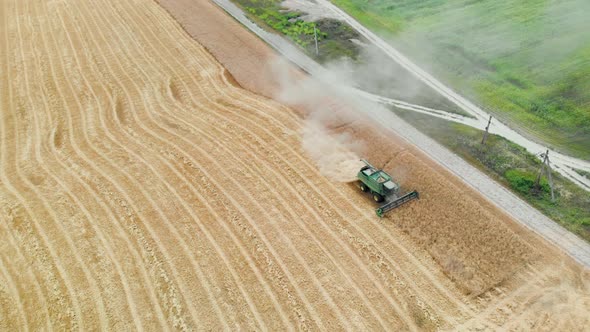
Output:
[{"xmin": 357, "ymin": 159, "xmax": 419, "ymax": 217}]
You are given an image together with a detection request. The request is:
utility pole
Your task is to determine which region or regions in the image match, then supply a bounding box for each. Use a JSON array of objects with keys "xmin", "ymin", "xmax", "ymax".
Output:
[
  {"xmin": 481, "ymin": 115, "xmax": 492, "ymax": 145},
  {"xmin": 534, "ymin": 151, "xmax": 547, "ymax": 190},
  {"xmin": 545, "ymin": 151, "xmax": 555, "ymax": 202},
  {"xmin": 314, "ymin": 26, "xmax": 319, "ymax": 56},
  {"xmin": 534, "ymin": 150, "xmax": 555, "ymax": 202}
]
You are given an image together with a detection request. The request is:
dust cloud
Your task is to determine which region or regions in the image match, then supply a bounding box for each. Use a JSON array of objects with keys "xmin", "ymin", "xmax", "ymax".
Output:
[
  {"xmin": 302, "ymin": 117, "xmax": 365, "ymax": 182},
  {"xmin": 269, "ymin": 57, "xmax": 367, "ymax": 182},
  {"xmin": 264, "ymin": 20, "xmax": 451, "ymax": 183},
  {"xmin": 267, "ymin": 41, "xmax": 425, "ymax": 182},
  {"xmin": 324, "ymin": 46, "xmax": 425, "ymax": 102}
]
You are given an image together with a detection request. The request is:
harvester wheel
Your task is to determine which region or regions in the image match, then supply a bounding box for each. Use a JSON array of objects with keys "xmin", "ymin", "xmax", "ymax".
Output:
[
  {"xmin": 373, "ymin": 194, "xmax": 384, "ymax": 203},
  {"xmin": 359, "ymin": 183, "xmax": 368, "ymax": 192}
]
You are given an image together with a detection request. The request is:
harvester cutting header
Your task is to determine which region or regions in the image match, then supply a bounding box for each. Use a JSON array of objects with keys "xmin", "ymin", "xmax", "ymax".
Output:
[{"xmin": 357, "ymin": 159, "xmax": 419, "ymax": 217}]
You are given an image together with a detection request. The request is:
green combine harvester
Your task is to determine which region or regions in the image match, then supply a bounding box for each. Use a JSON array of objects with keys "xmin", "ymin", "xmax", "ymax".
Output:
[{"xmin": 357, "ymin": 159, "xmax": 419, "ymax": 217}]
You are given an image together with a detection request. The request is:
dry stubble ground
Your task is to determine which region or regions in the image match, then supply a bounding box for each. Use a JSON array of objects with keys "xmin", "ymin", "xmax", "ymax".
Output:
[{"xmin": 0, "ymin": 0, "xmax": 589, "ymax": 330}]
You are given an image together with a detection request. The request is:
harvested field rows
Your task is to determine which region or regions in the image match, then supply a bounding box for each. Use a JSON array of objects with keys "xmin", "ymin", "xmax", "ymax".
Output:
[{"xmin": 0, "ymin": 0, "xmax": 589, "ymax": 330}]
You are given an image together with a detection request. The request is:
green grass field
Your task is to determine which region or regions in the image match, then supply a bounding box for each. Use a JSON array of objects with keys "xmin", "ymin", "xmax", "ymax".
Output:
[{"xmin": 332, "ymin": 0, "xmax": 590, "ymax": 160}]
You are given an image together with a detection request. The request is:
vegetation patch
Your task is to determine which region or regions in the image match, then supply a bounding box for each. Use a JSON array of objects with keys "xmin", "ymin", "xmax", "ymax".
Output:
[
  {"xmin": 245, "ymin": 8, "xmax": 324, "ymax": 48},
  {"xmin": 232, "ymin": 0, "xmax": 362, "ymax": 62},
  {"xmin": 505, "ymin": 169, "xmax": 549, "ymax": 196}
]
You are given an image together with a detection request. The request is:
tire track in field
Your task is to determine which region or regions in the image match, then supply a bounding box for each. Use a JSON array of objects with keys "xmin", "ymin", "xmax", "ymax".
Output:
[
  {"xmin": 0, "ymin": 202, "xmax": 52, "ymax": 331},
  {"xmin": 43, "ymin": 0, "xmax": 218, "ymax": 328},
  {"xmin": 0, "ymin": 253, "xmax": 28, "ymax": 330},
  {"xmin": 74, "ymin": 1, "xmax": 275, "ymax": 327},
  {"xmin": 1, "ymin": 1, "xmax": 82, "ymax": 328},
  {"xmin": 66, "ymin": 0, "xmax": 276, "ymax": 326},
  {"xmin": 20, "ymin": 1, "xmax": 151, "ymax": 327},
  {"xmin": 21, "ymin": 1, "xmax": 149, "ymax": 328},
  {"xmin": 0, "ymin": 68, "xmax": 80, "ymax": 331},
  {"xmin": 59, "ymin": 0, "xmax": 286, "ymax": 326},
  {"xmin": 17, "ymin": 0, "xmax": 190, "ymax": 330},
  {"xmin": 44, "ymin": 2, "xmax": 183, "ymax": 328},
  {"xmin": 15, "ymin": 2, "xmax": 114, "ymax": 328},
  {"xmin": 48, "ymin": 3, "xmax": 191, "ymax": 329},
  {"xmin": 0, "ymin": 6, "xmax": 51, "ymax": 330},
  {"xmin": 0, "ymin": 261, "xmax": 19, "ymax": 330},
  {"xmin": 82, "ymin": 0, "xmax": 332, "ymax": 326}
]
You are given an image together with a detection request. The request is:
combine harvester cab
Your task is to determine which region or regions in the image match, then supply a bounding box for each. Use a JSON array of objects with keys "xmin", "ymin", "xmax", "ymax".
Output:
[{"xmin": 357, "ymin": 159, "xmax": 419, "ymax": 218}]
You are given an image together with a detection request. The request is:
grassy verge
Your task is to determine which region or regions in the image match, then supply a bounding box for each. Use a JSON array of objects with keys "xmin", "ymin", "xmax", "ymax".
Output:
[
  {"xmin": 396, "ymin": 110, "xmax": 590, "ymax": 241},
  {"xmin": 231, "ymin": 0, "xmax": 363, "ymax": 63},
  {"xmin": 331, "ymin": 0, "xmax": 590, "ymax": 160}
]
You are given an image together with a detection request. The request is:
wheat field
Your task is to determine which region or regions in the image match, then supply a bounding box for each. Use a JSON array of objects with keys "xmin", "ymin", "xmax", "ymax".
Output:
[{"xmin": 1, "ymin": 0, "xmax": 589, "ymax": 330}]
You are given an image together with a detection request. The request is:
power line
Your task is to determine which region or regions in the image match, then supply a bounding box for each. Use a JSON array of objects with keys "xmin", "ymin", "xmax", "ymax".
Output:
[{"xmin": 534, "ymin": 150, "xmax": 555, "ymax": 202}]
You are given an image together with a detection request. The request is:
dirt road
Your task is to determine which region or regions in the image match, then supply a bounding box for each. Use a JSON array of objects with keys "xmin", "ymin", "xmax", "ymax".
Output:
[{"xmin": 0, "ymin": 0, "xmax": 589, "ymax": 330}]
